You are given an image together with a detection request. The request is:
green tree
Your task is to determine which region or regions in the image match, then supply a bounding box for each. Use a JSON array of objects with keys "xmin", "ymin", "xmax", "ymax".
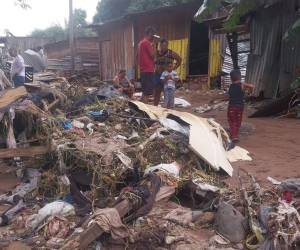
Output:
[
  {"xmin": 30, "ymin": 8, "xmax": 94, "ymax": 41},
  {"xmin": 127, "ymin": 0, "xmax": 194, "ymax": 13},
  {"xmin": 30, "ymin": 24, "xmax": 66, "ymax": 42},
  {"xmin": 93, "ymin": 0, "xmax": 194, "ymax": 23},
  {"xmin": 72, "ymin": 8, "xmax": 95, "ymax": 37},
  {"xmin": 93, "ymin": 0, "xmax": 131, "ymax": 23},
  {"xmin": 74, "ymin": 8, "xmax": 87, "ymax": 29}
]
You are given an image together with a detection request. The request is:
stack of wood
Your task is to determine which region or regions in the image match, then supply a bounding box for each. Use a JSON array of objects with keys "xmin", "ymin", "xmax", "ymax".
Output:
[{"xmin": 0, "ymin": 86, "xmax": 58, "ymax": 162}]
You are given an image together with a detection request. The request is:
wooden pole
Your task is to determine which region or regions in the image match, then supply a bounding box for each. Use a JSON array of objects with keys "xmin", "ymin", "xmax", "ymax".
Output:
[{"xmin": 69, "ymin": 0, "xmax": 75, "ymax": 72}]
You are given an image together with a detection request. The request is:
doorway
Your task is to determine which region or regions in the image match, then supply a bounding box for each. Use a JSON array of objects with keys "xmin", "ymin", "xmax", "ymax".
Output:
[{"xmin": 189, "ymin": 21, "xmax": 209, "ymax": 75}]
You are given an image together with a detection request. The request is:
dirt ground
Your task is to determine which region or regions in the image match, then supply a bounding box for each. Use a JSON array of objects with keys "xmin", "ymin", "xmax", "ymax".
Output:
[{"xmin": 177, "ymin": 87, "xmax": 300, "ymax": 187}]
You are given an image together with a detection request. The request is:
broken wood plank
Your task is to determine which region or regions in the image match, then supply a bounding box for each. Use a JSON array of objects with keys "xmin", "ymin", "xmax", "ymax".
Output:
[
  {"xmin": 0, "ymin": 87, "xmax": 27, "ymax": 110},
  {"xmin": 48, "ymin": 99, "xmax": 60, "ymax": 110},
  {"xmin": 62, "ymin": 185, "xmax": 175, "ymax": 250},
  {"xmin": 61, "ymin": 200, "xmax": 131, "ymax": 250},
  {"xmin": 0, "ymin": 146, "xmax": 53, "ymax": 159},
  {"xmin": 79, "ymin": 199, "xmax": 131, "ymax": 249}
]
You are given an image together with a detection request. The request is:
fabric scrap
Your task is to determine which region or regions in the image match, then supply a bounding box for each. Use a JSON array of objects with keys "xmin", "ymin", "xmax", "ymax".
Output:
[{"xmin": 89, "ymin": 208, "xmax": 129, "ymax": 240}]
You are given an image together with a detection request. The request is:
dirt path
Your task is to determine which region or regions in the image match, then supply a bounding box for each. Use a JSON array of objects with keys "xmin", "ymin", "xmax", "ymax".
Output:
[{"xmin": 177, "ymin": 88, "xmax": 300, "ymax": 187}]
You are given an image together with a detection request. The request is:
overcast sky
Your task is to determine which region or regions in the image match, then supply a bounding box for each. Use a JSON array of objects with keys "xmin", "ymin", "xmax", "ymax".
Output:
[{"xmin": 0, "ymin": 0, "xmax": 100, "ymax": 36}]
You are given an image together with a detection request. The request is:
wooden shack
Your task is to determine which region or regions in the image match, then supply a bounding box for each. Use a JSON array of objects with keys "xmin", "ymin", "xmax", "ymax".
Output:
[
  {"xmin": 44, "ymin": 37, "xmax": 100, "ymax": 75},
  {"xmin": 90, "ymin": 1, "xmax": 224, "ymax": 85}
]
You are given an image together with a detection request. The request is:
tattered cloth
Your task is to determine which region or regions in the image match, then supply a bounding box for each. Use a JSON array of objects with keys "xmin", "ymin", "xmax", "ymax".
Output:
[{"xmin": 88, "ymin": 208, "xmax": 129, "ymax": 240}]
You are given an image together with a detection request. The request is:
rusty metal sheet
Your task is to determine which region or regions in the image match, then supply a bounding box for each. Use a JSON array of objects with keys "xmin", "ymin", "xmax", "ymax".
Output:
[{"xmin": 246, "ymin": 0, "xmax": 300, "ymax": 98}]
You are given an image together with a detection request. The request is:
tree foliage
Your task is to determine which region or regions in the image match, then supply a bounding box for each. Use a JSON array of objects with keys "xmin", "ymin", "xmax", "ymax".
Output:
[
  {"xmin": 15, "ymin": 0, "xmax": 31, "ymax": 9},
  {"xmin": 93, "ymin": 0, "xmax": 131, "ymax": 23},
  {"xmin": 128, "ymin": 0, "xmax": 194, "ymax": 13},
  {"xmin": 195, "ymin": 0, "xmax": 261, "ymax": 31},
  {"xmin": 30, "ymin": 25, "xmax": 66, "ymax": 42},
  {"xmin": 30, "ymin": 8, "xmax": 94, "ymax": 42},
  {"xmin": 93, "ymin": 0, "xmax": 195, "ymax": 23}
]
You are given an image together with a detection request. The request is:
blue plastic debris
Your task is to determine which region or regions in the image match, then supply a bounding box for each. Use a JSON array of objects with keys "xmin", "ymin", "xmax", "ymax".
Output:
[
  {"xmin": 87, "ymin": 110, "xmax": 109, "ymax": 122},
  {"xmin": 64, "ymin": 193, "xmax": 73, "ymax": 204},
  {"xmin": 61, "ymin": 121, "xmax": 73, "ymax": 130}
]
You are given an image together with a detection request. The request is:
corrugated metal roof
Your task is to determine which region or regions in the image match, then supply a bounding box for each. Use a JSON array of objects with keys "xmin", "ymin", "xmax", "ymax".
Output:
[{"xmin": 246, "ymin": 0, "xmax": 300, "ymax": 98}]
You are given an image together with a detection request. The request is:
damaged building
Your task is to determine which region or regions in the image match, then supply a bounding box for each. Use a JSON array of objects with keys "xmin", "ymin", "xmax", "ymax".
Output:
[
  {"xmin": 89, "ymin": 1, "xmax": 227, "ymax": 88},
  {"xmin": 197, "ymin": 0, "xmax": 300, "ymax": 98},
  {"xmin": 44, "ymin": 37, "xmax": 100, "ymax": 76}
]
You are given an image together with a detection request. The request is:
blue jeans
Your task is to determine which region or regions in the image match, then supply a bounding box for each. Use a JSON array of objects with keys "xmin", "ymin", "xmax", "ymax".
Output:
[
  {"xmin": 13, "ymin": 76, "xmax": 25, "ymax": 87},
  {"xmin": 164, "ymin": 87, "xmax": 175, "ymax": 109}
]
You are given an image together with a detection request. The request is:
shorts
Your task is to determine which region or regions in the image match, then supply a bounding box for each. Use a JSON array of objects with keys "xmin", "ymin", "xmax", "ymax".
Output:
[
  {"xmin": 154, "ymin": 73, "xmax": 163, "ymax": 86},
  {"xmin": 141, "ymin": 72, "xmax": 154, "ymax": 96}
]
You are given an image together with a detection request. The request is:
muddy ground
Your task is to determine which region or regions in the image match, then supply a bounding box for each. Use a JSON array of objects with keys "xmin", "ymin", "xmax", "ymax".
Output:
[{"xmin": 177, "ymin": 87, "xmax": 300, "ymax": 187}]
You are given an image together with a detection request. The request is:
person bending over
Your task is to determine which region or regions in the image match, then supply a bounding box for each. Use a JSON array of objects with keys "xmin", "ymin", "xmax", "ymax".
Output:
[{"xmin": 113, "ymin": 69, "xmax": 135, "ymax": 99}]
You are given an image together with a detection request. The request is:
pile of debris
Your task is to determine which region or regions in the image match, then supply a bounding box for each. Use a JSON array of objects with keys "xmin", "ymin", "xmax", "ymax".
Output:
[{"xmin": 0, "ymin": 73, "xmax": 298, "ymax": 250}]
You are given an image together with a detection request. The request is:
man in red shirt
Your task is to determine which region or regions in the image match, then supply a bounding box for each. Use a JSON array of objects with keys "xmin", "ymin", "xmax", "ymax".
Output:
[{"xmin": 138, "ymin": 26, "xmax": 156, "ymax": 103}]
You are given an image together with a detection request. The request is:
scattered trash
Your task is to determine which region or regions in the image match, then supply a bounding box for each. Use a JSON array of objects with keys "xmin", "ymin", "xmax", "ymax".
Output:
[
  {"xmin": 193, "ymin": 104, "xmax": 212, "ymax": 113},
  {"xmin": 72, "ymin": 120, "xmax": 85, "ymax": 129},
  {"xmin": 115, "ymin": 151, "xmax": 132, "ymax": 169},
  {"xmin": 174, "ymin": 97, "xmax": 191, "ymax": 108},
  {"xmin": 26, "ymin": 201, "xmax": 75, "ymax": 230},
  {"xmin": 0, "ymin": 71, "xmax": 289, "ymax": 250},
  {"xmin": 192, "ymin": 179, "xmax": 220, "ymax": 194},
  {"xmin": 145, "ymin": 162, "xmax": 181, "ymax": 179},
  {"xmin": 159, "ymin": 117, "xmax": 189, "ymax": 135},
  {"xmin": 280, "ymin": 178, "xmax": 300, "ymax": 196},
  {"xmin": 87, "ymin": 123, "xmax": 94, "ymax": 134},
  {"xmin": 61, "ymin": 120, "xmax": 73, "ymax": 130},
  {"xmin": 44, "ymin": 216, "xmax": 71, "ymax": 239},
  {"xmin": 209, "ymin": 234, "xmax": 230, "ymax": 245},
  {"xmin": 88, "ymin": 208, "xmax": 129, "ymax": 240},
  {"xmin": 164, "ymin": 207, "xmax": 204, "ymax": 226},
  {"xmin": 87, "ymin": 110, "xmax": 109, "ymax": 122},
  {"xmin": 0, "ymin": 169, "xmax": 41, "ymax": 203},
  {"xmin": 131, "ymin": 101, "xmax": 236, "ymax": 176},
  {"xmin": 215, "ymin": 202, "xmax": 247, "ymax": 243},
  {"xmin": 193, "ymin": 101, "xmax": 228, "ymax": 114},
  {"xmin": 267, "ymin": 177, "xmax": 282, "ymax": 185},
  {"xmin": 226, "ymin": 146, "xmax": 252, "ymax": 163}
]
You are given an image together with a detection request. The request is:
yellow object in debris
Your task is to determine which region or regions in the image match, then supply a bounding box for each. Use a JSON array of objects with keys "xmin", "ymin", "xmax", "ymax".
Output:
[{"xmin": 168, "ymin": 39, "xmax": 188, "ymax": 80}]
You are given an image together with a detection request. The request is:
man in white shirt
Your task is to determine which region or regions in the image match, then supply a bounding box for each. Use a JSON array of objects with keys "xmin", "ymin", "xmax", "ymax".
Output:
[
  {"xmin": 9, "ymin": 48, "xmax": 25, "ymax": 87},
  {"xmin": 0, "ymin": 69, "xmax": 12, "ymax": 90}
]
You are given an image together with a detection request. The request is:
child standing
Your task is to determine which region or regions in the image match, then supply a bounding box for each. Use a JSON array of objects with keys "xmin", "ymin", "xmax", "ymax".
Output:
[
  {"xmin": 160, "ymin": 63, "xmax": 179, "ymax": 109},
  {"xmin": 228, "ymin": 69, "xmax": 254, "ymax": 144}
]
